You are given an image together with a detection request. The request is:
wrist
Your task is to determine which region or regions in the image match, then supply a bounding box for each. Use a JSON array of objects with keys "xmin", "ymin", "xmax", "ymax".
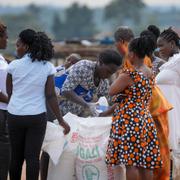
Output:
[{"xmin": 57, "ymin": 116, "xmax": 64, "ymax": 123}]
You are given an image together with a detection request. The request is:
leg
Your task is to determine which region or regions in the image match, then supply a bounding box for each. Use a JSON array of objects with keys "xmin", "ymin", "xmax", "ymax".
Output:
[
  {"xmin": 0, "ymin": 143, "xmax": 10, "ymax": 180},
  {"xmin": 112, "ymin": 165, "xmax": 126, "ymax": 180},
  {"xmin": 7, "ymin": 113, "xmax": 26, "ymax": 180},
  {"xmin": 25, "ymin": 113, "xmax": 47, "ymax": 180},
  {"xmin": 139, "ymin": 167, "xmax": 153, "ymax": 180},
  {"xmin": 126, "ymin": 166, "xmax": 140, "ymax": 180},
  {"xmin": 0, "ymin": 110, "xmax": 10, "ymax": 180},
  {"xmin": 40, "ymin": 151, "xmax": 50, "ymax": 180}
]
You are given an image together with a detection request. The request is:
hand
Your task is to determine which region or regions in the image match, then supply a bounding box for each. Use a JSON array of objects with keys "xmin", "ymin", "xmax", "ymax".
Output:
[
  {"xmin": 98, "ymin": 112, "xmax": 107, "ymax": 117},
  {"xmin": 113, "ymin": 93, "xmax": 127, "ymax": 103},
  {"xmin": 59, "ymin": 120, "xmax": 70, "ymax": 135},
  {"xmin": 86, "ymin": 102, "xmax": 99, "ymax": 117}
]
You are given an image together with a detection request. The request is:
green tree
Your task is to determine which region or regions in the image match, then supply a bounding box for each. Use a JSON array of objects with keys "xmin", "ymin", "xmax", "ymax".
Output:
[
  {"xmin": 27, "ymin": 4, "xmax": 42, "ymax": 16},
  {"xmin": 104, "ymin": 0, "xmax": 145, "ymax": 26},
  {"xmin": 64, "ymin": 3, "xmax": 97, "ymax": 39},
  {"xmin": 52, "ymin": 13, "xmax": 65, "ymax": 40}
]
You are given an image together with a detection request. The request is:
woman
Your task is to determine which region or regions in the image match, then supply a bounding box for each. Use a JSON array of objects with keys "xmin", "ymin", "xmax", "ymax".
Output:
[
  {"xmin": 6, "ymin": 29, "xmax": 70, "ymax": 180},
  {"xmin": 60, "ymin": 49, "xmax": 122, "ymax": 117},
  {"xmin": 0, "ymin": 21, "xmax": 10, "ymax": 180},
  {"xmin": 106, "ymin": 36, "xmax": 162, "ymax": 180},
  {"xmin": 140, "ymin": 27, "xmax": 172, "ymax": 180},
  {"xmin": 156, "ymin": 28, "xmax": 180, "ymax": 153},
  {"xmin": 118, "ymin": 27, "xmax": 171, "ymax": 180},
  {"xmin": 156, "ymin": 28, "xmax": 180, "ymax": 179}
]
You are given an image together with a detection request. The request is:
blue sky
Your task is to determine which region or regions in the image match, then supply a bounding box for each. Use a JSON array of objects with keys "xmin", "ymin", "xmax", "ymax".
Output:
[{"xmin": 0, "ymin": 0, "xmax": 180, "ymax": 7}]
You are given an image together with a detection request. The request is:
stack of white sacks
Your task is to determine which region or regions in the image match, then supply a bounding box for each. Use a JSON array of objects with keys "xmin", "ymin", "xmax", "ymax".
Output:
[{"xmin": 42, "ymin": 97, "xmax": 126, "ymax": 180}]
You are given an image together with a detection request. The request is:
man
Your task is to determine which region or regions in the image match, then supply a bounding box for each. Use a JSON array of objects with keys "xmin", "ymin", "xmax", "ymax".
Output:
[{"xmin": 56, "ymin": 53, "xmax": 81, "ymax": 76}]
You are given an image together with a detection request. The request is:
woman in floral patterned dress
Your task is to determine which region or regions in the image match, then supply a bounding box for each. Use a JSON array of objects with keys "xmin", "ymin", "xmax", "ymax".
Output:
[{"xmin": 106, "ymin": 36, "xmax": 162, "ymax": 180}]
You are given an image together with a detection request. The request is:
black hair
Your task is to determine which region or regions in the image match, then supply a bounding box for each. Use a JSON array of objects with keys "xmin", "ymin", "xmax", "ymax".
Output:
[
  {"xmin": 159, "ymin": 27, "xmax": 180, "ymax": 48},
  {"xmin": 129, "ymin": 36, "xmax": 155, "ymax": 58},
  {"xmin": 140, "ymin": 30, "xmax": 156, "ymax": 41},
  {"xmin": 140, "ymin": 30, "xmax": 156, "ymax": 54},
  {"xmin": 147, "ymin": 25, "xmax": 160, "ymax": 40},
  {"xmin": 19, "ymin": 29, "xmax": 54, "ymax": 62},
  {"xmin": 98, "ymin": 49, "xmax": 122, "ymax": 66},
  {"xmin": 0, "ymin": 21, "xmax": 7, "ymax": 37},
  {"xmin": 114, "ymin": 26, "xmax": 134, "ymax": 42}
]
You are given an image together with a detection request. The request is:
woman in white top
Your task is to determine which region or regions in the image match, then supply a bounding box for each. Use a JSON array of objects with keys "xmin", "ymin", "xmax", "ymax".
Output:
[
  {"xmin": 6, "ymin": 29, "xmax": 70, "ymax": 180},
  {"xmin": 0, "ymin": 21, "xmax": 10, "ymax": 180},
  {"xmin": 156, "ymin": 28, "xmax": 180, "ymax": 152}
]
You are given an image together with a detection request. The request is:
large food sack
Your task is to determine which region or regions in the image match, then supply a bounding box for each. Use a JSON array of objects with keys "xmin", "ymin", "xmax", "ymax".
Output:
[
  {"xmin": 75, "ymin": 116, "xmax": 125, "ymax": 180},
  {"xmin": 44, "ymin": 113, "xmax": 125, "ymax": 180},
  {"xmin": 42, "ymin": 121, "xmax": 65, "ymax": 165}
]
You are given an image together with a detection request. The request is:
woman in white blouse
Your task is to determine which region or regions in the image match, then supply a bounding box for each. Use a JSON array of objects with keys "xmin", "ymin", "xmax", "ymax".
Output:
[
  {"xmin": 156, "ymin": 28, "xmax": 180, "ymax": 153},
  {"xmin": 6, "ymin": 29, "xmax": 70, "ymax": 180}
]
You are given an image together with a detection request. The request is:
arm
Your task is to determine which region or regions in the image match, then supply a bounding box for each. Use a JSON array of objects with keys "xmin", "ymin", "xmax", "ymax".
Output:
[
  {"xmin": 45, "ymin": 75, "xmax": 70, "ymax": 135},
  {"xmin": 61, "ymin": 61, "xmax": 90, "ymax": 109},
  {"xmin": 62, "ymin": 90, "xmax": 88, "ymax": 108},
  {"xmin": 6, "ymin": 73, "xmax": 12, "ymax": 102},
  {"xmin": 62, "ymin": 90, "xmax": 99, "ymax": 116},
  {"xmin": 109, "ymin": 73, "xmax": 133, "ymax": 96},
  {"xmin": 99, "ymin": 104, "xmax": 117, "ymax": 117},
  {"xmin": 0, "ymin": 91, "xmax": 8, "ymax": 103}
]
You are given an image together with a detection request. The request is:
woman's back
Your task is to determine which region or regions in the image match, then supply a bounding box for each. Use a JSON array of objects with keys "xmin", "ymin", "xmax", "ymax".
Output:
[
  {"xmin": 115, "ymin": 68, "xmax": 154, "ymax": 116},
  {"xmin": 7, "ymin": 54, "xmax": 56, "ymax": 115}
]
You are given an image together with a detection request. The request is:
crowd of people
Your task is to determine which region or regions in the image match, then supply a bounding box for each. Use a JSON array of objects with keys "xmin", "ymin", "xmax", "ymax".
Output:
[{"xmin": 0, "ymin": 20, "xmax": 180, "ymax": 180}]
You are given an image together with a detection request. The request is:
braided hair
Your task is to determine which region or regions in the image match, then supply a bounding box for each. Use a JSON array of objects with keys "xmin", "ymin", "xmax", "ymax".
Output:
[{"xmin": 159, "ymin": 27, "xmax": 180, "ymax": 48}]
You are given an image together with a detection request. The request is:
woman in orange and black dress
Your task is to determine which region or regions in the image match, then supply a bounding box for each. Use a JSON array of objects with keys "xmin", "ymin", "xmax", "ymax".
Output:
[{"xmin": 106, "ymin": 36, "xmax": 162, "ymax": 180}]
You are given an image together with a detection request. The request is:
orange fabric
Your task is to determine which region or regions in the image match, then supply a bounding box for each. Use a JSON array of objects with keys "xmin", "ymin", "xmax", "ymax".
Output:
[
  {"xmin": 153, "ymin": 114, "xmax": 170, "ymax": 180},
  {"xmin": 123, "ymin": 55, "xmax": 133, "ymax": 69},
  {"xmin": 123, "ymin": 55, "xmax": 152, "ymax": 69},
  {"xmin": 122, "ymin": 51, "xmax": 171, "ymax": 179},
  {"xmin": 150, "ymin": 86, "xmax": 172, "ymax": 180},
  {"xmin": 144, "ymin": 56, "xmax": 152, "ymax": 68}
]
